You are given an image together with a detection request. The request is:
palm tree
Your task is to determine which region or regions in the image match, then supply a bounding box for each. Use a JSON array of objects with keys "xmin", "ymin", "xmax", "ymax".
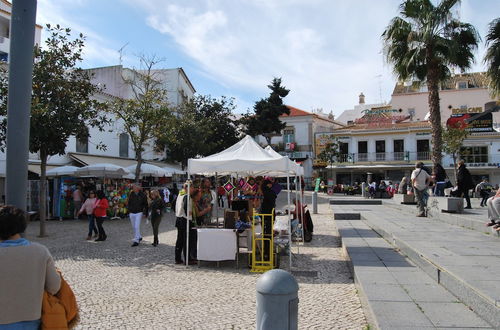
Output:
[
  {"xmin": 382, "ymin": 0, "xmax": 479, "ymax": 165},
  {"xmin": 485, "ymin": 18, "xmax": 500, "ymax": 98}
]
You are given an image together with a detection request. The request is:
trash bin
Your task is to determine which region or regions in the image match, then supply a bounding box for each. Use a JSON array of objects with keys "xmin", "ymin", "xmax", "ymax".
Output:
[{"xmin": 256, "ymin": 269, "xmax": 299, "ymax": 330}]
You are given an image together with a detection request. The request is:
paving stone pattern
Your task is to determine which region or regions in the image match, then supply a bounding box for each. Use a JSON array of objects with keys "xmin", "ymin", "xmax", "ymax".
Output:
[{"xmin": 26, "ymin": 194, "xmax": 367, "ymax": 329}]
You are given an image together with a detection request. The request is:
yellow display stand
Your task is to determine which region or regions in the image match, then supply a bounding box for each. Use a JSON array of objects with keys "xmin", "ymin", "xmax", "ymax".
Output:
[{"xmin": 250, "ymin": 208, "xmax": 274, "ymax": 273}]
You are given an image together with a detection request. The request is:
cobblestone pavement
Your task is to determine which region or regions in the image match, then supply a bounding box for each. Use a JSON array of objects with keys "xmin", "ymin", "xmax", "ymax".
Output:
[{"xmin": 26, "ymin": 194, "xmax": 367, "ymax": 329}]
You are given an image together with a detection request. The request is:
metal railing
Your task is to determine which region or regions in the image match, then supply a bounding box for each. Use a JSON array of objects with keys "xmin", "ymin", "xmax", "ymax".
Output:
[{"xmin": 336, "ymin": 151, "xmax": 433, "ymax": 164}]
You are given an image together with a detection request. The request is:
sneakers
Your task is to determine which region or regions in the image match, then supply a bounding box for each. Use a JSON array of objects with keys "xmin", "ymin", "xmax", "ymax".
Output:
[
  {"xmin": 416, "ymin": 213, "xmax": 426, "ymax": 217},
  {"xmin": 86, "ymin": 236, "xmax": 91, "ymax": 240},
  {"xmin": 131, "ymin": 242, "xmax": 139, "ymax": 247}
]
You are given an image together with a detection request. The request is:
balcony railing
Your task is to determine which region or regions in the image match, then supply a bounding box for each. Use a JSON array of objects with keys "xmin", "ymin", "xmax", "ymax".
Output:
[{"xmin": 335, "ymin": 151, "xmax": 432, "ymax": 164}]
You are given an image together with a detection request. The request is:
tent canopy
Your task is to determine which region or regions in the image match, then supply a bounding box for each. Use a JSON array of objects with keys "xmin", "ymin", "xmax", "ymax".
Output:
[
  {"xmin": 46, "ymin": 165, "xmax": 79, "ymax": 177},
  {"xmin": 264, "ymin": 146, "xmax": 304, "ymax": 177},
  {"xmin": 188, "ymin": 135, "xmax": 297, "ymax": 176},
  {"xmin": 125, "ymin": 163, "xmax": 168, "ymax": 178},
  {"xmin": 75, "ymin": 163, "xmax": 130, "ymax": 178}
]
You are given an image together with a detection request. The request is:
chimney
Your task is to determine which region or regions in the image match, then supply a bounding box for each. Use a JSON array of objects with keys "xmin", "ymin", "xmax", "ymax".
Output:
[{"xmin": 359, "ymin": 92, "xmax": 365, "ymax": 104}]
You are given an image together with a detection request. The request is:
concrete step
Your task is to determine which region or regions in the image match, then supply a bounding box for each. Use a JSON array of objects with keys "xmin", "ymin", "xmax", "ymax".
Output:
[
  {"xmin": 359, "ymin": 206, "xmax": 500, "ymax": 329},
  {"xmin": 384, "ymin": 198, "xmax": 500, "ymax": 238},
  {"xmin": 336, "ymin": 217, "xmax": 493, "ymax": 329},
  {"xmin": 330, "ymin": 199, "xmax": 382, "ymax": 205}
]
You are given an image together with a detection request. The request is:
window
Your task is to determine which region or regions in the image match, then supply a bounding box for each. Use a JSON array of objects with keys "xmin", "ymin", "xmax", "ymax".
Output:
[
  {"xmin": 416, "ymin": 140, "xmax": 430, "ymax": 160},
  {"xmin": 358, "ymin": 141, "xmax": 367, "ymax": 161},
  {"xmin": 460, "ymin": 146, "xmax": 488, "ymax": 164},
  {"xmin": 376, "ymin": 140, "xmax": 385, "ymax": 161},
  {"xmin": 283, "ymin": 128, "xmax": 295, "ymax": 144},
  {"xmin": 457, "ymin": 81, "xmax": 468, "ymax": 89},
  {"xmin": 393, "ymin": 139, "xmax": 404, "ymax": 160},
  {"xmin": 339, "ymin": 142, "xmax": 349, "ymax": 162},
  {"xmin": 119, "ymin": 133, "xmax": 129, "ymax": 158},
  {"xmin": 76, "ymin": 136, "xmax": 88, "ymax": 153}
]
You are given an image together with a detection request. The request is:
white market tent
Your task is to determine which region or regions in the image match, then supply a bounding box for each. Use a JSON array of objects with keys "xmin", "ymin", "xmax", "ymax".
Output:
[
  {"xmin": 187, "ymin": 135, "xmax": 302, "ymax": 268},
  {"xmin": 162, "ymin": 166, "xmax": 185, "ymax": 176},
  {"xmin": 188, "ymin": 135, "xmax": 294, "ymax": 176},
  {"xmin": 75, "ymin": 163, "xmax": 130, "ymax": 178},
  {"xmin": 125, "ymin": 163, "xmax": 169, "ymax": 178},
  {"xmin": 46, "ymin": 165, "xmax": 79, "ymax": 177}
]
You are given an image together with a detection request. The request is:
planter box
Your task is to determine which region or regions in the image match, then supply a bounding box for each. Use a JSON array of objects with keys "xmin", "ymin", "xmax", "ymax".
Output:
[
  {"xmin": 430, "ymin": 197, "xmax": 464, "ymax": 213},
  {"xmin": 393, "ymin": 193, "xmax": 416, "ymax": 205}
]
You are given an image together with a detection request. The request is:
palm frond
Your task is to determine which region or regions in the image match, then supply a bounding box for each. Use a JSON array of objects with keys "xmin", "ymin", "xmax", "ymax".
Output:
[{"xmin": 485, "ymin": 18, "xmax": 500, "ymax": 97}]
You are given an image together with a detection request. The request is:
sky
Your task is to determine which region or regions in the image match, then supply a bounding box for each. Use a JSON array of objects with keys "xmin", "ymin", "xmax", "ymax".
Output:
[{"xmin": 36, "ymin": 0, "xmax": 500, "ymax": 116}]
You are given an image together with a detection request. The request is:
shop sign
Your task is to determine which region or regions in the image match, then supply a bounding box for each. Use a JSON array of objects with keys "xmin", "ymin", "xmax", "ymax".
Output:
[
  {"xmin": 446, "ymin": 112, "xmax": 494, "ymax": 132},
  {"xmin": 354, "ymin": 115, "xmax": 409, "ymax": 126},
  {"xmin": 451, "ymin": 106, "xmax": 482, "ymax": 115}
]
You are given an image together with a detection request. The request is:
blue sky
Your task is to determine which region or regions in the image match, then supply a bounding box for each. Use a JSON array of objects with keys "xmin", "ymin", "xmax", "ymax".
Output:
[{"xmin": 36, "ymin": 0, "xmax": 500, "ymax": 116}]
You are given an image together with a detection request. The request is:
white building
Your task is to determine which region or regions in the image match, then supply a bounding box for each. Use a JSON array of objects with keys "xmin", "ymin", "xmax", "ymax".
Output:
[
  {"xmin": 320, "ymin": 73, "xmax": 500, "ymax": 185},
  {"xmin": 0, "ymin": 0, "xmax": 42, "ymax": 61},
  {"xmin": 255, "ymin": 105, "xmax": 344, "ymax": 183},
  {"xmin": 43, "ymin": 65, "xmax": 196, "ymax": 167}
]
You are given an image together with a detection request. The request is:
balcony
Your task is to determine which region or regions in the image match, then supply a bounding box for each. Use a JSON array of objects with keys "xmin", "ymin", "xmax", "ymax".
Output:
[
  {"xmin": 280, "ymin": 151, "xmax": 313, "ymax": 160},
  {"xmin": 334, "ymin": 151, "xmax": 432, "ymax": 164}
]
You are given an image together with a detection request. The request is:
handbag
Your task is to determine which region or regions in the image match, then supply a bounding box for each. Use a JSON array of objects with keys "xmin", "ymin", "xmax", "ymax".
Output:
[{"xmin": 407, "ymin": 186, "xmax": 414, "ymax": 195}]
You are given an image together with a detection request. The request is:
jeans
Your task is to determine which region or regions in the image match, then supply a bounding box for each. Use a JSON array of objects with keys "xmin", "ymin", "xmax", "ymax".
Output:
[
  {"xmin": 129, "ymin": 212, "xmax": 143, "ymax": 243},
  {"xmin": 480, "ymin": 191, "xmax": 490, "ymax": 206},
  {"xmin": 175, "ymin": 217, "xmax": 196, "ymax": 262},
  {"xmin": 434, "ymin": 182, "xmax": 445, "ymax": 196},
  {"xmin": 87, "ymin": 214, "xmax": 98, "ymax": 236},
  {"xmin": 96, "ymin": 217, "xmax": 106, "ymax": 238},
  {"xmin": 414, "ymin": 188, "xmax": 428, "ymax": 215},
  {"xmin": 218, "ymin": 195, "xmax": 224, "ymax": 208},
  {"xmin": 151, "ymin": 216, "xmax": 161, "ymax": 244}
]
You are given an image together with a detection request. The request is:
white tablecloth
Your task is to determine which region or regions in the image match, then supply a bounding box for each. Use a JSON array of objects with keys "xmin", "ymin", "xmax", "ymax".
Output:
[{"xmin": 197, "ymin": 228, "xmax": 237, "ymax": 261}]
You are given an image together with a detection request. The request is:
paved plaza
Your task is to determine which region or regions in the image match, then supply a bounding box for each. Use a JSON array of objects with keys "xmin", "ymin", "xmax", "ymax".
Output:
[{"xmin": 26, "ymin": 194, "xmax": 367, "ymax": 329}]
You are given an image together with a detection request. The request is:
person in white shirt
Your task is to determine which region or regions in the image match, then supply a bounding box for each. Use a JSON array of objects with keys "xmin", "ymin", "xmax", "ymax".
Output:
[{"xmin": 411, "ymin": 162, "xmax": 431, "ymax": 217}]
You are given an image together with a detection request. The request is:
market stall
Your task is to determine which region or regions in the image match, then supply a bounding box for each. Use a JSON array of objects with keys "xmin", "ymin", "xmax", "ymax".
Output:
[{"xmin": 187, "ymin": 135, "xmax": 300, "ymax": 270}]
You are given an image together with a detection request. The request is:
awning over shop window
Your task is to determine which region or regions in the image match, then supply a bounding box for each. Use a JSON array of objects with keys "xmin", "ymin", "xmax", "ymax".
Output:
[{"xmin": 68, "ymin": 152, "xmax": 179, "ymax": 172}]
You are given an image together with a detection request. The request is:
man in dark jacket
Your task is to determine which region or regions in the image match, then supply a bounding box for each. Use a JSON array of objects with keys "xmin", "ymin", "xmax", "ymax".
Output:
[
  {"xmin": 457, "ymin": 160, "xmax": 474, "ymax": 209},
  {"xmin": 260, "ymin": 180, "xmax": 276, "ymax": 261},
  {"xmin": 127, "ymin": 184, "xmax": 149, "ymax": 246}
]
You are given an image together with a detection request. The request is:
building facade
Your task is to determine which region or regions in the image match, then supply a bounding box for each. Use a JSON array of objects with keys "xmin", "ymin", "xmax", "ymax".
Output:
[{"xmin": 323, "ymin": 73, "xmax": 500, "ymax": 186}]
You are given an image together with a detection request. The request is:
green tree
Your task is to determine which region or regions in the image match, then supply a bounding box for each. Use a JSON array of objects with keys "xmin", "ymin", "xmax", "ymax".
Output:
[
  {"xmin": 442, "ymin": 123, "xmax": 469, "ymax": 182},
  {"xmin": 156, "ymin": 95, "xmax": 240, "ymax": 168},
  {"xmin": 240, "ymin": 78, "xmax": 290, "ymax": 145},
  {"xmin": 382, "ymin": 0, "xmax": 479, "ymax": 165},
  {"xmin": 107, "ymin": 55, "xmax": 171, "ymax": 181},
  {"xmin": 485, "ymin": 18, "xmax": 500, "ymax": 98},
  {"xmin": 317, "ymin": 139, "xmax": 341, "ymax": 182},
  {"xmin": 0, "ymin": 25, "xmax": 108, "ymax": 236}
]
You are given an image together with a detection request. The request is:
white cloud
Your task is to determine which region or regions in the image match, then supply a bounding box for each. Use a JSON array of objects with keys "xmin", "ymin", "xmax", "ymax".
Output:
[
  {"xmin": 127, "ymin": 0, "xmax": 404, "ymax": 114},
  {"xmin": 36, "ymin": 0, "xmax": 121, "ymax": 67}
]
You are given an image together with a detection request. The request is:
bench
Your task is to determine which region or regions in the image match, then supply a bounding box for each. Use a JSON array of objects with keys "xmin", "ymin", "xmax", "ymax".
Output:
[
  {"xmin": 429, "ymin": 196, "xmax": 464, "ymax": 213},
  {"xmin": 393, "ymin": 193, "xmax": 416, "ymax": 205}
]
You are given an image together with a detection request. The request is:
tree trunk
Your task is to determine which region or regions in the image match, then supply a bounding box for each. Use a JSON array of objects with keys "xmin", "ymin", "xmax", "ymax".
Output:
[
  {"xmin": 427, "ymin": 63, "xmax": 443, "ymax": 166},
  {"xmin": 452, "ymin": 153, "xmax": 458, "ymax": 184},
  {"xmin": 39, "ymin": 150, "xmax": 48, "ymax": 237},
  {"xmin": 135, "ymin": 151, "xmax": 143, "ymax": 183}
]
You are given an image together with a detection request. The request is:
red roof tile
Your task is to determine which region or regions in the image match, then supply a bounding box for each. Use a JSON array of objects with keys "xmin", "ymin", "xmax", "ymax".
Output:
[{"xmin": 281, "ymin": 105, "xmax": 312, "ymax": 117}]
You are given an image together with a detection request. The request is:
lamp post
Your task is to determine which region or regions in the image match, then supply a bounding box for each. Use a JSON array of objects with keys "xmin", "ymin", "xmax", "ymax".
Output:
[{"xmin": 5, "ymin": 0, "xmax": 38, "ymax": 210}]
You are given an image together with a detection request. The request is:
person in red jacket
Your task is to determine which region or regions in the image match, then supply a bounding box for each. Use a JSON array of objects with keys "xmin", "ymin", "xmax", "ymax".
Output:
[{"xmin": 94, "ymin": 190, "xmax": 109, "ymax": 241}]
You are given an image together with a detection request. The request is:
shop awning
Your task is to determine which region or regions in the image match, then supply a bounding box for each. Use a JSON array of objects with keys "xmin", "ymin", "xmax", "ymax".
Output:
[
  {"xmin": 68, "ymin": 152, "xmax": 177, "ymax": 170},
  {"xmin": 27, "ymin": 164, "xmax": 61, "ymax": 175}
]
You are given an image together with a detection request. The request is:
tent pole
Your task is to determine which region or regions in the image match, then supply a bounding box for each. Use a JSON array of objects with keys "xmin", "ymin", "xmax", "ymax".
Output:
[
  {"xmin": 295, "ymin": 175, "xmax": 300, "ymax": 254},
  {"xmin": 299, "ymin": 176, "xmax": 305, "ymax": 246},
  {"xmin": 215, "ymin": 172, "xmax": 219, "ymax": 228},
  {"xmin": 287, "ymin": 175, "xmax": 292, "ymax": 270},
  {"xmin": 186, "ymin": 175, "xmax": 191, "ymax": 267}
]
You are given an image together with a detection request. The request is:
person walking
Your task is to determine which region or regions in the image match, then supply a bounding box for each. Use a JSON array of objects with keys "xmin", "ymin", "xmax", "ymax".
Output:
[
  {"xmin": 73, "ymin": 185, "xmax": 83, "ymax": 220},
  {"xmin": 149, "ymin": 190, "xmax": 165, "ymax": 247},
  {"xmin": 127, "ymin": 184, "xmax": 148, "ymax": 247},
  {"xmin": 433, "ymin": 163, "xmax": 447, "ymax": 196},
  {"xmin": 174, "ymin": 183, "xmax": 197, "ymax": 264},
  {"xmin": 457, "ymin": 160, "xmax": 474, "ymax": 209},
  {"xmin": 94, "ymin": 190, "xmax": 108, "ymax": 241},
  {"xmin": 78, "ymin": 191, "xmax": 98, "ymax": 240},
  {"xmin": 0, "ymin": 205, "xmax": 61, "ymax": 329},
  {"xmin": 411, "ymin": 162, "xmax": 431, "ymax": 217}
]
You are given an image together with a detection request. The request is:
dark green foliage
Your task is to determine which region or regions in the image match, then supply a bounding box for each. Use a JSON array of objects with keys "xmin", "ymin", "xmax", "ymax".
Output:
[
  {"xmin": 156, "ymin": 95, "xmax": 239, "ymax": 168},
  {"xmin": 0, "ymin": 24, "xmax": 108, "ymax": 236},
  {"xmin": 382, "ymin": 0, "xmax": 480, "ymax": 165},
  {"xmin": 485, "ymin": 18, "xmax": 500, "ymax": 98},
  {"xmin": 240, "ymin": 78, "xmax": 290, "ymax": 145}
]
